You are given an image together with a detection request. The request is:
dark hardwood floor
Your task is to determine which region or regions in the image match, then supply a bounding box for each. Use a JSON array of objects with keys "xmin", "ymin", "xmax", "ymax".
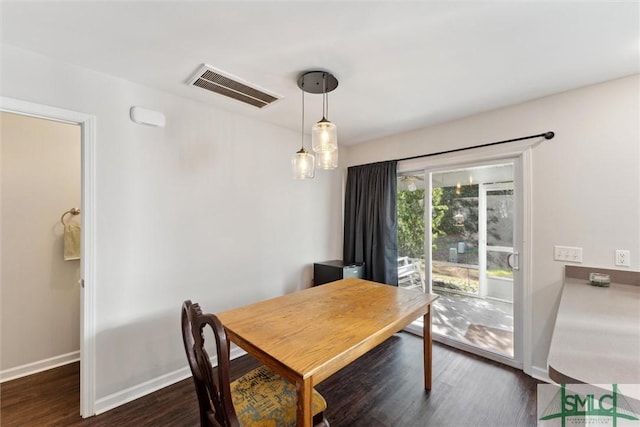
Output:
[{"xmin": 1, "ymin": 333, "xmax": 541, "ymax": 426}]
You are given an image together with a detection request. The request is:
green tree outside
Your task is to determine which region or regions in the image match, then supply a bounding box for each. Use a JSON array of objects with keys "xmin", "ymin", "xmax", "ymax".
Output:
[
  {"xmin": 397, "ymin": 187, "xmax": 450, "ymax": 259},
  {"xmin": 397, "ymin": 185, "xmax": 478, "ymax": 260}
]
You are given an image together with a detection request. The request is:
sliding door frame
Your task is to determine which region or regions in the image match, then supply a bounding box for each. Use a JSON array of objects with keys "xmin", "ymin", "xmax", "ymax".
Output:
[{"xmin": 399, "ymin": 140, "xmax": 535, "ymax": 375}]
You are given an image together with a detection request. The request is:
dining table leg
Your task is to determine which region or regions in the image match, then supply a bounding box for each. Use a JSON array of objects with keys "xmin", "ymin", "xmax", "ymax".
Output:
[
  {"xmin": 296, "ymin": 376, "xmax": 313, "ymax": 427},
  {"xmin": 423, "ymin": 308, "xmax": 432, "ymax": 390}
]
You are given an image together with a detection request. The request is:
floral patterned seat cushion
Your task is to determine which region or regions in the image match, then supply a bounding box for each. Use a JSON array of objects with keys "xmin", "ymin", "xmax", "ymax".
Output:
[{"xmin": 231, "ymin": 366, "xmax": 327, "ymax": 427}]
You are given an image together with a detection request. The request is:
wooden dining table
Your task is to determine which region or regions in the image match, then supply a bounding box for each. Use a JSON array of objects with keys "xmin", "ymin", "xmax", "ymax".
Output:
[{"xmin": 216, "ymin": 277, "xmax": 439, "ymax": 427}]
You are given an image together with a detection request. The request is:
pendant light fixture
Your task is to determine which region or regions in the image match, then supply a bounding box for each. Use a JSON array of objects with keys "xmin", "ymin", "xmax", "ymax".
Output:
[
  {"xmin": 297, "ymin": 70, "xmax": 339, "ymax": 170},
  {"xmin": 291, "ymin": 79, "xmax": 315, "ymax": 179},
  {"xmin": 316, "ymin": 148, "xmax": 338, "ymax": 170}
]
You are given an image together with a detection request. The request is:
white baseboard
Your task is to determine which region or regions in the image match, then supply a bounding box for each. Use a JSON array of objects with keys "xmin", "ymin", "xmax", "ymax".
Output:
[
  {"xmin": 94, "ymin": 346, "xmax": 247, "ymax": 415},
  {"xmin": 530, "ymin": 365, "xmax": 552, "ymax": 383},
  {"xmin": 94, "ymin": 366, "xmax": 191, "ymax": 415},
  {"xmin": 0, "ymin": 351, "xmax": 80, "ymax": 383}
]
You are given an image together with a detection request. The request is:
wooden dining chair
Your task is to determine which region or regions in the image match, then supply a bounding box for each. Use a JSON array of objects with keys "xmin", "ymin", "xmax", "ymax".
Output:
[{"xmin": 181, "ymin": 300, "xmax": 330, "ymax": 427}]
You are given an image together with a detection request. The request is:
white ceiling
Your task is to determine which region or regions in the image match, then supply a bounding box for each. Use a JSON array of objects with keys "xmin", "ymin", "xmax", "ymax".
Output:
[{"xmin": 2, "ymin": 1, "xmax": 639, "ymax": 146}]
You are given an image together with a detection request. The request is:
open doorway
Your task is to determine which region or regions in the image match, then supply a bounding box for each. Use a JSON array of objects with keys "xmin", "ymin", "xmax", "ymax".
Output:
[
  {"xmin": 0, "ymin": 111, "xmax": 82, "ymax": 401},
  {"xmin": 0, "ymin": 97, "xmax": 96, "ymax": 417}
]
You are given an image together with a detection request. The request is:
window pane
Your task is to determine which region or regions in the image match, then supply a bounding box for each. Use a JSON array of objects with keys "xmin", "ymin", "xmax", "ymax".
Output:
[
  {"xmin": 432, "ymin": 185, "xmax": 479, "ymax": 266},
  {"xmin": 397, "ymin": 174, "xmax": 425, "ymax": 260},
  {"xmin": 486, "ymin": 189, "xmax": 513, "ymax": 247},
  {"xmin": 486, "ymin": 250, "xmax": 513, "ymax": 279},
  {"xmin": 432, "ymin": 261, "xmax": 479, "ymax": 294}
]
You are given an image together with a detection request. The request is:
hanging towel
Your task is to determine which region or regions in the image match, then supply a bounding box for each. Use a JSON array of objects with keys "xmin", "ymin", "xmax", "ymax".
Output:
[{"xmin": 64, "ymin": 224, "xmax": 81, "ymax": 261}]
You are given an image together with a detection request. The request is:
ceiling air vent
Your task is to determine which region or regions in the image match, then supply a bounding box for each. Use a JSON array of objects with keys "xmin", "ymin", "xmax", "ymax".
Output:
[{"xmin": 187, "ymin": 64, "xmax": 282, "ymax": 109}]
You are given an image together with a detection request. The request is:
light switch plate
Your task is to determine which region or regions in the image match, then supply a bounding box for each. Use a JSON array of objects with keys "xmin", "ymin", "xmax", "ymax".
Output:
[{"xmin": 554, "ymin": 245, "xmax": 583, "ymax": 263}]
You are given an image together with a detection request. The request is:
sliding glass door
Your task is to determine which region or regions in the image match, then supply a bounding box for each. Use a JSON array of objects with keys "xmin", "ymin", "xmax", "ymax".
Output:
[{"xmin": 398, "ymin": 160, "xmax": 521, "ymax": 366}]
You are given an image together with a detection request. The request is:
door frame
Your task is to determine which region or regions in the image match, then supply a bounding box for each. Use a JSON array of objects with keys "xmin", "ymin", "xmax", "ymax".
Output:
[
  {"xmin": 478, "ymin": 181, "xmax": 515, "ymax": 299},
  {"xmin": 1, "ymin": 97, "xmax": 97, "ymax": 417},
  {"xmin": 399, "ymin": 139, "xmax": 535, "ymax": 375}
]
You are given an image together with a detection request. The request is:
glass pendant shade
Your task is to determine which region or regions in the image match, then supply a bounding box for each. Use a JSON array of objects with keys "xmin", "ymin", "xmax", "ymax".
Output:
[
  {"xmin": 316, "ymin": 147, "xmax": 338, "ymax": 170},
  {"xmin": 311, "ymin": 119, "xmax": 337, "ymax": 153},
  {"xmin": 295, "ymin": 70, "xmax": 339, "ymax": 177},
  {"xmin": 291, "ymin": 148, "xmax": 315, "ymax": 179}
]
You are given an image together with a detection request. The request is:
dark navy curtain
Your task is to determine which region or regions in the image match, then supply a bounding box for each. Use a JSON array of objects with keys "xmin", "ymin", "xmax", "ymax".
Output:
[{"xmin": 343, "ymin": 160, "xmax": 398, "ymax": 285}]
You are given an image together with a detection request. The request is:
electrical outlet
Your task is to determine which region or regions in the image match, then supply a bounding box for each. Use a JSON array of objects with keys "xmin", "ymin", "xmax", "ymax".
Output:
[
  {"xmin": 615, "ymin": 250, "xmax": 630, "ymax": 267},
  {"xmin": 554, "ymin": 245, "xmax": 583, "ymax": 263}
]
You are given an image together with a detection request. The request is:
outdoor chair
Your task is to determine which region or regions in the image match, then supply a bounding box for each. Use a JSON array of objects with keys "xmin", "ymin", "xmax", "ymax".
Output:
[{"xmin": 397, "ymin": 257, "xmax": 426, "ymax": 291}]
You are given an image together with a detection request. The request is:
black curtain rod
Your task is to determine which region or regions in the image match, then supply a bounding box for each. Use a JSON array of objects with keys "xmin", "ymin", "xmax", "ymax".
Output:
[{"xmin": 394, "ymin": 131, "xmax": 555, "ymax": 163}]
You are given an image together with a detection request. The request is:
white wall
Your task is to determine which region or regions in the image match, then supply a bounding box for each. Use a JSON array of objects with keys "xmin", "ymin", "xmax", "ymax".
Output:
[
  {"xmin": 345, "ymin": 74, "xmax": 640, "ymax": 374},
  {"xmin": 1, "ymin": 45, "xmax": 343, "ymax": 403},
  {"xmin": 1, "ymin": 112, "xmax": 81, "ymax": 371}
]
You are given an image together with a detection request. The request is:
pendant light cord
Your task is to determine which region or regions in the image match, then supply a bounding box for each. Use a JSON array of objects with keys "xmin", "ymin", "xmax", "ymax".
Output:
[
  {"xmin": 322, "ymin": 72, "xmax": 328, "ymax": 120},
  {"xmin": 301, "ymin": 83, "xmax": 306, "ymax": 150}
]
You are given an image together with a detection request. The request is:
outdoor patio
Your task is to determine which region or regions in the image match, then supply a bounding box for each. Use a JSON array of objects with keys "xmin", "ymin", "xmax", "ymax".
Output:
[
  {"xmin": 431, "ymin": 289, "xmax": 513, "ymax": 357},
  {"xmin": 397, "ymin": 258, "xmax": 514, "ymax": 357}
]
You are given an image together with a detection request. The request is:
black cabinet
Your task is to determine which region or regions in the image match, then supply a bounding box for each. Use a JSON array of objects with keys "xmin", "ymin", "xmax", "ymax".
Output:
[{"xmin": 313, "ymin": 260, "xmax": 365, "ymax": 286}]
